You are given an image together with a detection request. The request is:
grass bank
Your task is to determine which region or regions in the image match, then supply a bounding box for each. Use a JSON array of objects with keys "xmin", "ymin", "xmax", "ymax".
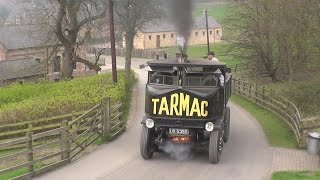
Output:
[
  {"xmin": 272, "ymin": 171, "xmax": 320, "ymax": 180},
  {"xmin": 231, "ymin": 95, "xmax": 297, "ymax": 148}
]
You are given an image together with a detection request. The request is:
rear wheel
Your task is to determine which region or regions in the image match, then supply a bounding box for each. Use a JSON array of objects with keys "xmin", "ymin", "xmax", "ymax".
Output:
[
  {"xmin": 140, "ymin": 125, "xmax": 154, "ymax": 160},
  {"xmin": 209, "ymin": 130, "xmax": 223, "ymax": 164},
  {"xmin": 223, "ymin": 106, "xmax": 230, "ymax": 143}
]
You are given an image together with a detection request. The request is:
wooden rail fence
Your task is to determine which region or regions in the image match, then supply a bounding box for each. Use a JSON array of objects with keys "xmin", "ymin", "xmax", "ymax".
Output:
[
  {"xmin": 0, "ymin": 97, "xmax": 125, "ymax": 180},
  {"xmin": 231, "ymin": 77, "xmax": 303, "ymax": 144}
]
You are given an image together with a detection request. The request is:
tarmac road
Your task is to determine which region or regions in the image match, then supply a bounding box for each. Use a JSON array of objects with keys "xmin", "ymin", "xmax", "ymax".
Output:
[{"xmin": 35, "ymin": 67, "xmax": 273, "ymax": 180}]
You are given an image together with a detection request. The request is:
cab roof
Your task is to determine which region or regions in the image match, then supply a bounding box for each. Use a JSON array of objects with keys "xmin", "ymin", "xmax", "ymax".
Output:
[{"xmin": 147, "ymin": 59, "xmax": 226, "ymax": 68}]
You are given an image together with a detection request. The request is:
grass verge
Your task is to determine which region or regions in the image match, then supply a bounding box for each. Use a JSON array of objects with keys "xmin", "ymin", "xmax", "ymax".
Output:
[
  {"xmin": 231, "ymin": 95, "xmax": 297, "ymax": 148},
  {"xmin": 163, "ymin": 43, "xmax": 241, "ymax": 67},
  {"xmin": 272, "ymin": 171, "xmax": 320, "ymax": 180}
]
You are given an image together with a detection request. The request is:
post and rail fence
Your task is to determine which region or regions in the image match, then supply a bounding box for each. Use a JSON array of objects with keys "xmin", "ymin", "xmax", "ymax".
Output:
[
  {"xmin": 0, "ymin": 97, "xmax": 124, "ymax": 179},
  {"xmin": 231, "ymin": 77, "xmax": 320, "ymax": 147}
]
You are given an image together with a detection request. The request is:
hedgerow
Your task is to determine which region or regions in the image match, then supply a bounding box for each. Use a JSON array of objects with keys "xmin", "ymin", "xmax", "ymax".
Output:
[{"xmin": 0, "ymin": 71, "xmax": 132, "ymax": 125}]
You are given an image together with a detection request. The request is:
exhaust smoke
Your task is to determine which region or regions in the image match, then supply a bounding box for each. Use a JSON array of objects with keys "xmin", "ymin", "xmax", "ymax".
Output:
[
  {"xmin": 160, "ymin": 141, "xmax": 193, "ymax": 161},
  {"xmin": 165, "ymin": 0, "xmax": 193, "ymax": 54}
]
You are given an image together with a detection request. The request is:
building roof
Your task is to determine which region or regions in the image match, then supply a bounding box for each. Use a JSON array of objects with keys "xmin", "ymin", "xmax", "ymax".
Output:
[
  {"xmin": 0, "ymin": 58, "xmax": 45, "ymax": 80},
  {"xmin": 141, "ymin": 16, "xmax": 222, "ymax": 33},
  {"xmin": 0, "ymin": 25, "xmax": 54, "ymax": 50}
]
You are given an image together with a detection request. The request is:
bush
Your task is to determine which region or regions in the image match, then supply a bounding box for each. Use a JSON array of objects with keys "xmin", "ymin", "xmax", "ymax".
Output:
[
  {"xmin": 0, "ymin": 71, "xmax": 133, "ymax": 125},
  {"xmin": 269, "ymin": 79, "xmax": 320, "ymax": 118}
]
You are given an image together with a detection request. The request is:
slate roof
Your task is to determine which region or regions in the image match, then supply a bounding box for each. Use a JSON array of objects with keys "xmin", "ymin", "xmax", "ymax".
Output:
[
  {"xmin": 0, "ymin": 59, "xmax": 45, "ymax": 80},
  {"xmin": 141, "ymin": 16, "xmax": 221, "ymax": 33},
  {"xmin": 0, "ymin": 25, "xmax": 55, "ymax": 50}
]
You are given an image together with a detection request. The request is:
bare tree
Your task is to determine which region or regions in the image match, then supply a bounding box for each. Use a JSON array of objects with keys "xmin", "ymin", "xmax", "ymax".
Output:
[
  {"xmin": 0, "ymin": 5, "xmax": 9, "ymax": 24},
  {"xmin": 226, "ymin": 0, "xmax": 320, "ymax": 82},
  {"xmin": 114, "ymin": 0, "xmax": 164, "ymax": 78},
  {"xmin": 31, "ymin": 0, "xmax": 108, "ymax": 79}
]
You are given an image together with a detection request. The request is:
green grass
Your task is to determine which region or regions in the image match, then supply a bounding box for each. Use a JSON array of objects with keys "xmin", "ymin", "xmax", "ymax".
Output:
[
  {"xmin": 193, "ymin": 5, "xmax": 235, "ymax": 24},
  {"xmin": 231, "ymin": 95, "xmax": 298, "ymax": 148},
  {"xmin": 163, "ymin": 43, "xmax": 242, "ymax": 67},
  {"xmin": 272, "ymin": 171, "xmax": 320, "ymax": 180},
  {"xmin": 0, "ymin": 163, "xmax": 43, "ymax": 180}
]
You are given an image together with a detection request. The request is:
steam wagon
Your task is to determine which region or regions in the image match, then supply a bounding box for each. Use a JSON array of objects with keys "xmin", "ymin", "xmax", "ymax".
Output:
[{"xmin": 140, "ymin": 57, "xmax": 232, "ymax": 163}]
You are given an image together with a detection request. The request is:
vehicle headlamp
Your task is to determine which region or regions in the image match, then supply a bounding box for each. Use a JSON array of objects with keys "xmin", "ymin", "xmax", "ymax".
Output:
[
  {"xmin": 205, "ymin": 122, "xmax": 214, "ymax": 132},
  {"xmin": 145, "ymin": 119, "xmax": 154, "ymax": 128}
]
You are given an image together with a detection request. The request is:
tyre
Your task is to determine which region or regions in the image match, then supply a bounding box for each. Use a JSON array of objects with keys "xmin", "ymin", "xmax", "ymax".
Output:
[
  {"xmin": 140, "ymin": 125, "xmax": 154, "ymax": 160},
  {"xmin": 223, "ymin": 106, "xmax": 230, "ymax": 143},
  {"xmin": 209, "ymin": 130, "xmax": 223, "ymax": 164}
]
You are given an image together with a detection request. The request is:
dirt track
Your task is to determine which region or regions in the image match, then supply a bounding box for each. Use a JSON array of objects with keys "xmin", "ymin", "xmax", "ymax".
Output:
[{"xmin": 35, "ymin": 64, "xmax": 273, "ymax": 180}]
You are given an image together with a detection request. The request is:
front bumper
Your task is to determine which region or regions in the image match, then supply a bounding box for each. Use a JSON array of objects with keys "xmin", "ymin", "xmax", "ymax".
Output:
[{"xmin": 141, "ymin": 115, "xmax": 223, "ymax": 130}]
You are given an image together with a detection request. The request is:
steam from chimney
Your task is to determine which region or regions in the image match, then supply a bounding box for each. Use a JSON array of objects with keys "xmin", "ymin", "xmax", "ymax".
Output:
[{"xmin": 165, "ymin": 0, "xmax": 193, "ymax": 53}]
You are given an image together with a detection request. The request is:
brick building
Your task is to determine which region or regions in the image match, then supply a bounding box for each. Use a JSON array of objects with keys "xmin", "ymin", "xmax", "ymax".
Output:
[{"xmin": 132, "ymin": 16, "xmax": 222, "ymax": 50}]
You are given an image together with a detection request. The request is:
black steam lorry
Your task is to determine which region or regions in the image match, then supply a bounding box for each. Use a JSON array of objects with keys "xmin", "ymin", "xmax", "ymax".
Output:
[{"xmin": 140, "ymin": 55, "xmax": 232, "ymax": 163}]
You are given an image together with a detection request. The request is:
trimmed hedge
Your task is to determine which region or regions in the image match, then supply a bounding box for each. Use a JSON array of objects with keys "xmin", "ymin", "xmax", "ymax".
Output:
[{"xmin": 0, "ymin": 71, "xmax": 131, "ymax": 125}]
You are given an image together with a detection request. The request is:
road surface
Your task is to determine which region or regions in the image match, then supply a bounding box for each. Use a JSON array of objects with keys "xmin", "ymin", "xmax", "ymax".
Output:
[{"xmin": 35, "ymin": 65, "xmax": 273, "ymax": 180}]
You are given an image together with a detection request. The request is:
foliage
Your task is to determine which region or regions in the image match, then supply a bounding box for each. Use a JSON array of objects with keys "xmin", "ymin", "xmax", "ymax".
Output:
[
  {"xmin": 231, "ymin": 95, "xmax": 297, "ymax": 148},
  {"xmin": 114, "ymin": 0, "xmax": 164, "ymax": 78},
  {"xmin": 268, "ymin": 78, "xmax": 320, "ymax": 118},
  {"xmin": 226, "ymin": 0, "xmax": 320, "ymax": 82},
  {"xmin": 0, "ymin": 71, "xmax": 130, "ymax": 125},
  {"xmin": 272, "ymin": 171, "xmax": 320, "ymax": 180},
  {"xmin": 0, "ymin": 5, "xmax": 9, "ymax": 20}
]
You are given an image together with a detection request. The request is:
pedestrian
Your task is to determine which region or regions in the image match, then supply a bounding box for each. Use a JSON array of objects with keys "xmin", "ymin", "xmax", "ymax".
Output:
[{"xmin": 207, "ymin": 51, "xmax": 219, "ymax": 62}]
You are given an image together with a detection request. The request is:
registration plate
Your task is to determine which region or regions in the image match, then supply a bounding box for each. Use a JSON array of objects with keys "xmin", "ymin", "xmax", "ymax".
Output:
[{"xmin": 169, "ymin": 128, "xmax": 189, "ymax": 135}]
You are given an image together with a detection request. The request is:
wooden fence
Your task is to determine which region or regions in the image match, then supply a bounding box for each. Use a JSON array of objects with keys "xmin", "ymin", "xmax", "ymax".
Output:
[
  {"xmin": 231, "ymin": 77, "xmax": 303, "ymax": 144},
  {"xmin": 0, "ymin": 97, "xmax": 124, "ymax": 180}
]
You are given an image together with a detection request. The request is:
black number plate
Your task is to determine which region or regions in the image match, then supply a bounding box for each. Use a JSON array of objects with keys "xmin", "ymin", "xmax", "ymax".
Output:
[{"xmin": 168, "ymin": 128, "xmax": 189, "ymax": 135}]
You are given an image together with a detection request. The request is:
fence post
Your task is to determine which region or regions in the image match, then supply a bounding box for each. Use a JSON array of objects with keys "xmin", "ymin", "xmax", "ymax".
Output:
[
  {"xmin": 61, "ymin": 120, "xmax": 70, "ymax": 163},
  {"xmin": 26, "ymin": 124, "xmax": 34, "ymax": 177},
  {"xmin": 102, "ymin": 97, "xmax": 111, "ymax": 138},
  {"xmin": 249, "ymin": 84, "xmax": 252, "ymax": 99},
  {"xmin": 262, "ymin": 87, "xmax": 266, "ymax": 106},
  {"xmin": 255, "ymin": 85, "xmax": 259, "ymax": 103}
]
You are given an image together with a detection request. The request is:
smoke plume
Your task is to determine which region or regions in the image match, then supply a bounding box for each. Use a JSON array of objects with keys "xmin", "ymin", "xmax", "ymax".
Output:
[
  {"xmin": 160, "ymin": 141, "xmax": 193, "ymax": 161},
  {"xmin": 165, "ymin": 0, "xmax": 193, "ymax": 53}
]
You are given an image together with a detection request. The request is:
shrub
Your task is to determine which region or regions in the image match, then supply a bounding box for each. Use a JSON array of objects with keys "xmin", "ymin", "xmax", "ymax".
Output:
[{"xmin": 0, "ymin": 71, "xmax": 132, "ymax": 125}]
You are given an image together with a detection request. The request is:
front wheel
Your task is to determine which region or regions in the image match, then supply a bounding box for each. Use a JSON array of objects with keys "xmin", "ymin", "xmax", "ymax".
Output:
[
  {"xmin": 223, "ymin": 106, "xmax": 230, "ymax": 143},
  {"xmin": 209, "ymin": 130, "xmax": 223, "ymax": 164},
  {"xmin": 140, "ymin": 125, "xmax": 154, "ymax": 160}
]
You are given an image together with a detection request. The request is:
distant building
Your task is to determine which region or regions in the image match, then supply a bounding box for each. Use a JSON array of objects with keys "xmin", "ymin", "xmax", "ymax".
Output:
[
  {"xmin": 0, "ymin": 25, "xmax": 88, "ymax": 83},
  {"xmin": 0, "ymin": 58, "xmax": 44, "ymax": 86},
  {"xmin": 131, "ymin": 16, "xmax": 223, "ymax": 50}
]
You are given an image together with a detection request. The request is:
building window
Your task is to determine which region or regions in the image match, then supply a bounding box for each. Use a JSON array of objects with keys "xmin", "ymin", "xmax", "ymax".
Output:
[
  {"xmin": 171, "ymin": 33, "xmax": 174, "ymax": 38},
  {"xmin": 163, "ymin": 34, "xmax": 166, "ymax": 39},
  {"xmin": 15, "ymin": 17, "xmax": 21, "ymax": 25},
  {"xmin": 53, "ymin": 56, "xmax": 61, "ymax": 72},
  {"xmin": 210, "ymin": 31, "xmax": 212, "ymax": 35},
  {"xmin": 216, "ymin": 30, "xmax": 219, "ymax": 35},
  {"xmin": 149, "ymin": 35, "xmax": 152, "ymax": 40},
  {"xmin": 203, "ymin": 31, "xmax": 205, "ymax": 35},
  {"xmin": 195, "ymin": 32, "xmax": 198, "ymax": 36}
]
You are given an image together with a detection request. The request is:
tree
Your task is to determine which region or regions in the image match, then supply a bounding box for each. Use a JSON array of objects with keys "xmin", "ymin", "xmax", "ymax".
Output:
[
  {"xmin": 0, "ymin": 5, "xmax": 9, "ymax": 23},
  {"xmin": 114, "ymin": 0, "xmax": 164, "ymax": 78},
  {"xmin": 226, "ymin": 0, "xmax": 319, "ymax": 82},
  {"xmin": 33, "ymin": 0, "xmax": 107, "ymax": 79}
]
